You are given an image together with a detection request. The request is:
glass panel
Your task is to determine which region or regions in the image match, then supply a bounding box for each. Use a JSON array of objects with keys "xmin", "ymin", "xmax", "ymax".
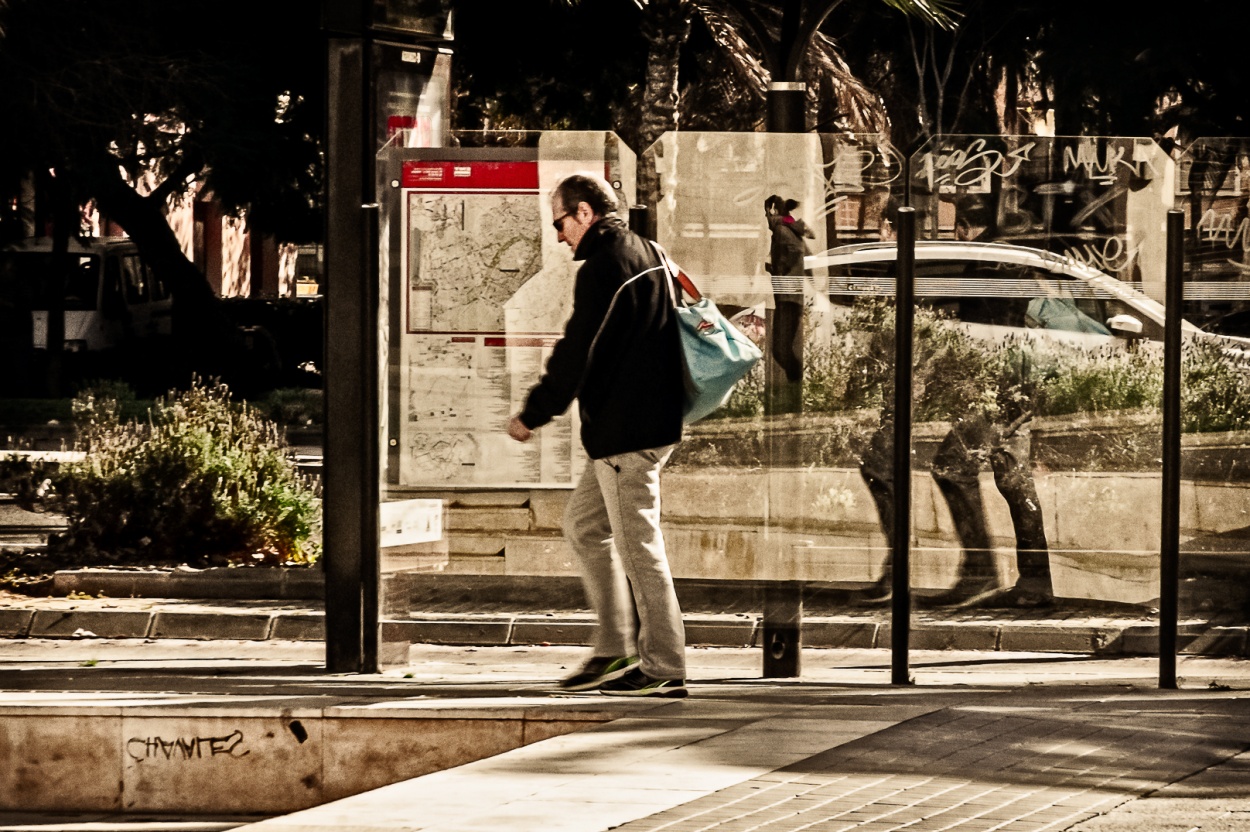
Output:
[
  {"xmin": 373, "ymin": 41, "xmax": 451, "ymax": 151},
  {"xmin": 907, "ymin": 135, "xmax": 1172, "ymax": 678},
  {"xmin": 910, "ymin": 135, "xmax": 1170, "ymax": 287},
  {"xmin": 1177, "ymin": 136, "xmax": 1250, "ymax": 686},
  {"xmin": 376, "ymin": 131, "xmax": 636, "ymax": 658},
  {"xmin": 369, "ymin": 128, "xmax": 1207, "ymax": 679},
  {"xmin": 644, "ymin": 132, "xmax": 906, "ymax": 673}
]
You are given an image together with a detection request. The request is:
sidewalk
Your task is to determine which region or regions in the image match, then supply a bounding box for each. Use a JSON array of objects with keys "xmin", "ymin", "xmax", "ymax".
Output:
[{"xmin": 0, "ymin": 639, "xmax": 1248, "ymax": 832}]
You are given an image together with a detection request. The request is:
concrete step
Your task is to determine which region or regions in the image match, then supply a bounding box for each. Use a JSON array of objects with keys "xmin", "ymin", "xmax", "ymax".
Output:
[
  {"xmin": 0, "ymin": 693, "xmax": 620, "ymax": 814},
  {"xmin": 0, "ymin": 812, "xmax": 260, "ymax": 832}
]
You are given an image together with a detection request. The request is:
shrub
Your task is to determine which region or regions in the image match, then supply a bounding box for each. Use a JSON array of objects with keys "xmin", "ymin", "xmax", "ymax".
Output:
[
  {"xmin": 1181, "ymin": 339, "xmax": 1250, "ymax": 434},
  {"xmin": 715, "ymin": 360, "xmax": 765, "ymax": 419},
  {"xmin": 987, "ymin": 336, "xmax": 1250, "ymax": 434},
  {"xmin": 799, "ymin": 299, "xmax": 999, "ymax": 422},
  {"xmin": 50, "ymin": 377, "xmax": 321, "ymax": 567}
]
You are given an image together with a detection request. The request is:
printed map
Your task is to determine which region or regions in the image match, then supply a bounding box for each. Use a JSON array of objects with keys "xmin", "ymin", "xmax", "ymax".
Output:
[{"xmin": 407, "ymin": 193, "xmax": 548, "ymax": 333}]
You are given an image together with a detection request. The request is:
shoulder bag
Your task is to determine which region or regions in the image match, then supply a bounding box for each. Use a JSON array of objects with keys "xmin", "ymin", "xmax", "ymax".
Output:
[{"xmin": 651, "ymin": 242, "xmax": 763, "ymax": 424}]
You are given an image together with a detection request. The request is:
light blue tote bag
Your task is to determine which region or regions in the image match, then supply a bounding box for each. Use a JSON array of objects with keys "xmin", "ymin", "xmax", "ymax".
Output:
[{"xmin": 653, "ymin": 243, "xmax": 763, "ymax": 424}]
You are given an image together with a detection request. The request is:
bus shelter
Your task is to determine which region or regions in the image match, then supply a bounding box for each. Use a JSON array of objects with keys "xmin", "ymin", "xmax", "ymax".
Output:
[{"xmin": 348, "ymin": 128, "xmax": 1250, "ymax": 686}]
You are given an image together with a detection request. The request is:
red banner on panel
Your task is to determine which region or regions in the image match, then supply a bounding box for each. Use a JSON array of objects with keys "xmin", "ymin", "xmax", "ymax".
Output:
[
  {"xmin": 402, "ymin": 161, "xmax": 539, "ymax": 192},
  {"xmin": 483, "ymin": 336, "xmax": 560, "ymax": 348}
]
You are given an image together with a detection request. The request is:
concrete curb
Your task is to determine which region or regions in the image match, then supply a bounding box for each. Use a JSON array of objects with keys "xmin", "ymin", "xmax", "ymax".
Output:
[
  {"xmin": 50, "ymin": 567, "xmax": 323, "ymax": 601},
  {"xmin": 3, "ymin": 607, "xmax": 1247, "ymax": 656}
]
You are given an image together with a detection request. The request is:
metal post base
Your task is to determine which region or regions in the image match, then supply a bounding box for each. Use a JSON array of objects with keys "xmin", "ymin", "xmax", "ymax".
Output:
[{"xmin": 762, "ymin": 582, "xmax": 802, "ymax": 678}]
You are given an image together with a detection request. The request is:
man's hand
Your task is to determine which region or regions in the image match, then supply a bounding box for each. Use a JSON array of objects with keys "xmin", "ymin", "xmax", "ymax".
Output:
[{"xmin": 507, "ymin": 415, "xmax": 532, "ymax": 443}]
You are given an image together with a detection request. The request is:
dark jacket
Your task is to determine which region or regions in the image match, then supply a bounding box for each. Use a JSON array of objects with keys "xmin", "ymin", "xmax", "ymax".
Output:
[
  {"xmin": 519, "ymin": 216, "xmax": 684, "ymax": 459},
  {"xmin": 769, "ymin": 217, "xmax": 808, "ymax": 279}
]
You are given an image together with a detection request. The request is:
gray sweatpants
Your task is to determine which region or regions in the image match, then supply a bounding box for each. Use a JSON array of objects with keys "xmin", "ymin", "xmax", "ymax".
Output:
[{"xmin": 563, "ymin": 445, "xmax": 686, "ymax": 680}]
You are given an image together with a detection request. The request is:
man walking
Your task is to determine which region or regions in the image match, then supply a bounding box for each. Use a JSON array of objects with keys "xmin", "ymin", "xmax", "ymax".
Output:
[{"xmin": 507, "ymin": 173, "xmax": 688, "ymax": 698}]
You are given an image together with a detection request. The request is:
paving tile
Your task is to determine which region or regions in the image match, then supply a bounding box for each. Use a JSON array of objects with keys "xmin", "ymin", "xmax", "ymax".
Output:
[
  {"xmin": 150, "ymin": 612, "xmax": 272, "ymax": 640},
  {"xmin": 29, "ymin": 609, "xmax": 152, "ymax": 638},
  {"xmin": 797, "ymin": 620, "xmax": 878, "ymax": 649},
  {"xmin": 388, "ymin": 618, "xmax": 514, "ymax": 645},
  {"xmin": 603, "ymin": 698, "xmax": 1246, "ymax": 832},
  {"xmin": 269, "ymin": 614, "xmax": 324, "ymax": 641},
  {"xmin": 3, "ymin": 636, "xmax": 1249, "ymax": 829},
  {"xmin": 684, "ymin": 620, "xmax": 755, "ymax": 647},
  {"xmin": 999, "ymin": 624, "xmax": 1116, "ymax": 653},
  {"xmin": 510, "ymin": 619, "xmax": 594, "ymax": 646},
  {"xmin": 0, "ymin": 609, "xmax": 33, "ymax": 637}
]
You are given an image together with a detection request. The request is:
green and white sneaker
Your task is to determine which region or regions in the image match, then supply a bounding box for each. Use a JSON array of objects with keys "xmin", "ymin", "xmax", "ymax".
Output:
[
  {"xmin": 559, "ymin": 655, "xmax": 639, "ymax": 692},
  {"xmin": 599, "ymin": 667, "xmax": 688, "ymax": 698}
]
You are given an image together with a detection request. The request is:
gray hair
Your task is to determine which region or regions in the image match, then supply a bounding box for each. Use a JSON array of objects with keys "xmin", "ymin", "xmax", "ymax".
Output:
[{"xmin": 552, "ymin": 173, "xmax": 620, "ymax": 217}]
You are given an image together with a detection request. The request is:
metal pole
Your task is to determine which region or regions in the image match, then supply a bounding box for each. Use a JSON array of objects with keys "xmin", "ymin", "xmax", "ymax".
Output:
[
  {"xmin": 323, "ymin": 10, "xmax": 382, "ymax": 673},
  {"xmin": 763, "ymin": 586, "xmax": 802, "ymax": 678},
  {"xmin": 765, "ymin": 0, "xmax": 805, "ymax": 135},
  {"xmin": 629, "ymin": 205, "xmax": 651, "ymax": 239},
  {"xmin": 1160, "ymin": 209, "xmax": 1184, "ymax": 690},
  {"xmin": 757, "ymin": 0, "xmax": 805, "ymax": 679},
  {"xmin": 323, "ymin": 35, "xmax": 368, "ymax": 673},
  {"xmin": 361, "ymin": 198, "xmax": 381, "ymax": 672},
  {"xmin": 891, "ymin": 207, "xmax": 916, "ymax": 686},
  {"xmin": 766, "ymin": 83, "xmax": 806, "ymax": 134}
]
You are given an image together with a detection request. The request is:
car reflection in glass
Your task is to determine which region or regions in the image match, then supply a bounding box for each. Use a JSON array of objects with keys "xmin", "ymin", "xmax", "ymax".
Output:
[{"xmin": 801, "ymin": 240, "xmax": 1250, "ymax": 354}]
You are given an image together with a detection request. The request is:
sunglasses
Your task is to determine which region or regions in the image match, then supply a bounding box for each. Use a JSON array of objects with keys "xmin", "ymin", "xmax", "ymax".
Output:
[{"xmin": 552, "ymin": 212, "xmax": 572, "ymax": 232}]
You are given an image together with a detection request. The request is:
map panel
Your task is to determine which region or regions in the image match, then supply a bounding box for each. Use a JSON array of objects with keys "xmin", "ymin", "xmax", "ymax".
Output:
[{"xmin": 397, "ymin": 159, "xmax": 584, "ymax": 488}]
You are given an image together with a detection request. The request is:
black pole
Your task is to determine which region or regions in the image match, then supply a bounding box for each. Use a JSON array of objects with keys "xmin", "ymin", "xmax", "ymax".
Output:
[
  {"xmin": 766, "ymin": 84, "xmax": 806, "ymax": 134},
  {"xmin": 756, "ymin": 0, "xmax": 806, "ymax": 679},
  {"xmin": 891, "ymin": 207, "xmax": 916, "ymax": 686},
  {"xmin": 361, "ymin": 198, "xmax": 381, "ymax": 671},
  {"xmin": 1160, "ymin": 209, "xmax": 1184, "ymax": 690},
  {"xmin": 323, "ymin": 35, "xmax": 365, "ymax": 673},
  {"xmin": 629, "ymin": 205, "xmax": 651, "ymax": 239},
  {"xmin": 323, "ymin": 14, "xmax": 381, "ymax": 673},
  {"xmin": 765, "ymin": 0, "xmax": 806, "ymax": 134}
]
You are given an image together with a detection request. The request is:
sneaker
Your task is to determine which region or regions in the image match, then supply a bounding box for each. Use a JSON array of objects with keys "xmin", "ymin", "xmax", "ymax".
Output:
[
  {"xmin": 599, "ymin": 667, "xmax": 688, "ymax": 698},
  {"xmin": 559, "ymin": 655, "xmax": 639, "ymax": 692}
]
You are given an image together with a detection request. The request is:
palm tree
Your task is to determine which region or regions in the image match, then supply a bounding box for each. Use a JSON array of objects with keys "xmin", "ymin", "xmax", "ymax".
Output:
[
  {"xmin": 638, "ymin": 0, "xmax": 957, "ymax": 136},
  {"xmin": 623, "ymin": 0, "xmax": 958, "ymax": 215}
]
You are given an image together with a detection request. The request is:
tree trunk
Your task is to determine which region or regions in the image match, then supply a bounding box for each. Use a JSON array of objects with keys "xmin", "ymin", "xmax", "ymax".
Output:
[
  {"xmin": 929, "ymin": 413, "xmax": 997, "ymax": 598},
  {"xmin": 637, "ymin": 0, "xmax": 694, "ymax": 232},
  {"xmin": 92, "ymin": 164, "xmax": 247, "ymax": 390},
  {"xmin": 990, "ymin": 424, "xmax": 1054, "ymax": 601}
]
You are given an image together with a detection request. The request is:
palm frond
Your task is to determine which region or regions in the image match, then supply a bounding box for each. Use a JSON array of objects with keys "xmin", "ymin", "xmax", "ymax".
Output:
[
  {"xmin": 688, "ymin": 1, "xmax": 890, "ymax": 134},
  {"xmin": 876, "ymin": 0, "xmax": 961, "ymax": 30}
]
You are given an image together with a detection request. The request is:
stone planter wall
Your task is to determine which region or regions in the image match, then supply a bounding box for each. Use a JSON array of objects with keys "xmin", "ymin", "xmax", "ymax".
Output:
[{"xmin": 429, "ymin": 417, "xmax": 1250, "ymax": 606}]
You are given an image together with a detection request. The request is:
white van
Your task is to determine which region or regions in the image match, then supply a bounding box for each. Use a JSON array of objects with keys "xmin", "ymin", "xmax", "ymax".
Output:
[
  {"xmin": 803, "ymin": 240, "xmax": 1250, "ymax": 351},
  {"xmin": 0, "ymin": 237, "xmax": 173, "ymax": 353}
]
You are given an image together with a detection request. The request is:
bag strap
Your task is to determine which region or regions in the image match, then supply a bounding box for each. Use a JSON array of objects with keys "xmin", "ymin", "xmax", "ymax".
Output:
[{"xmin": 649, "ymin": 240, "xmax": 703, "ymax": 303}]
